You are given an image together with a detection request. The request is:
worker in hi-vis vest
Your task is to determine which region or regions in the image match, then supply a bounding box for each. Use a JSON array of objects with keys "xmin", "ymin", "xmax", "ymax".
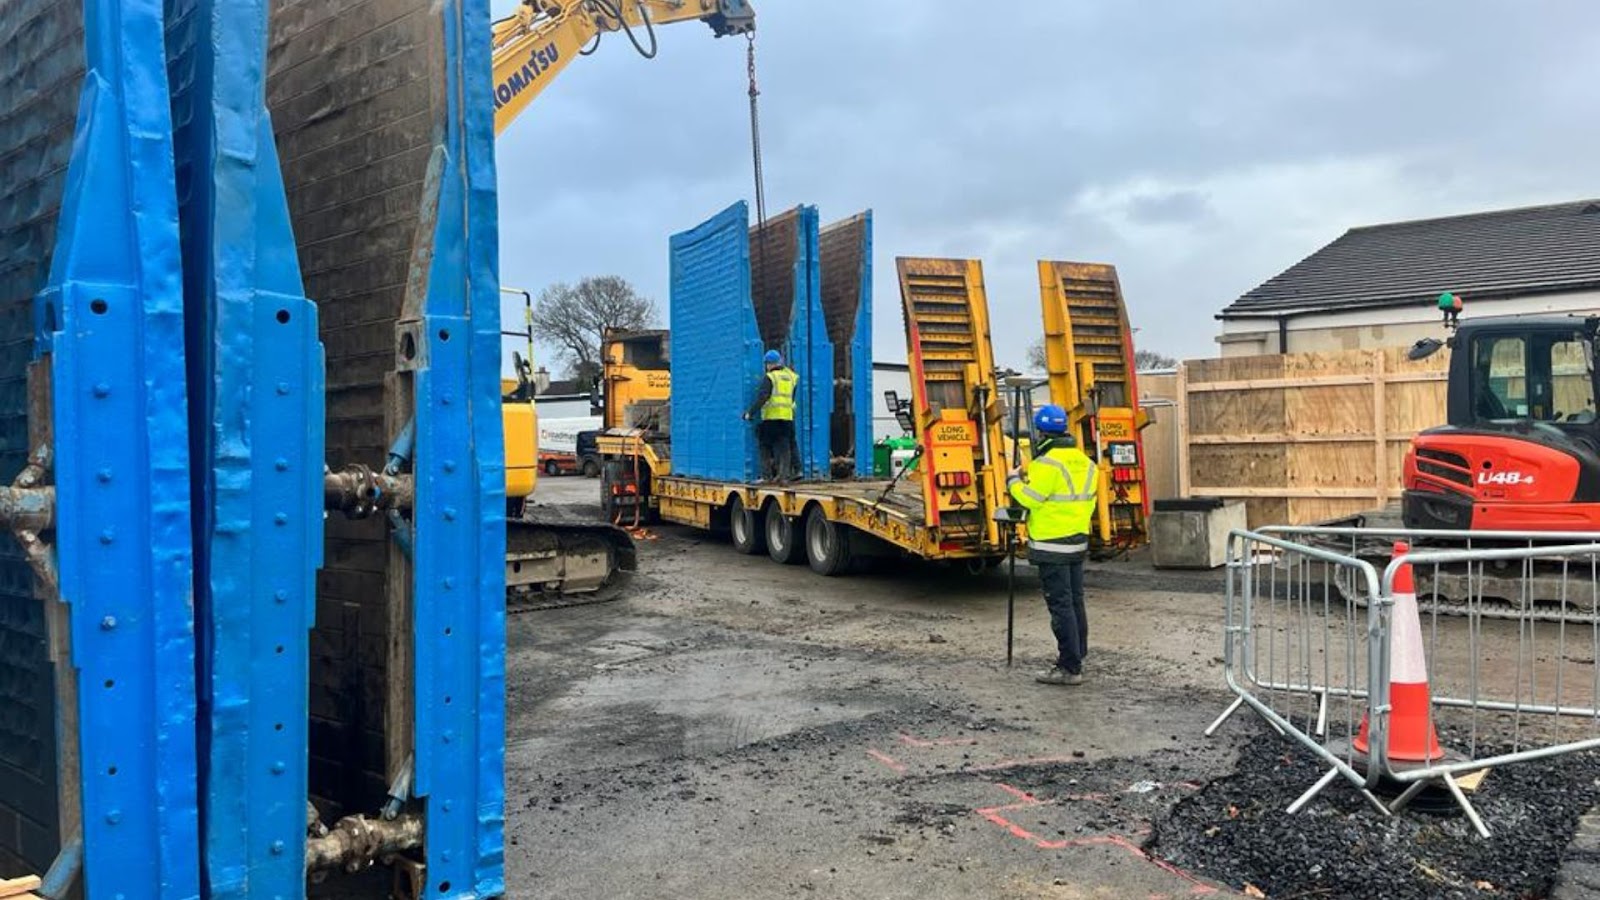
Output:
[
  {"xmin": 743, "ymin": 348, "xmax": 800, "ymax": 483},
  {"xmin": 1007, "ymin": 404, "xmax": 1098, "ymax": 686}
]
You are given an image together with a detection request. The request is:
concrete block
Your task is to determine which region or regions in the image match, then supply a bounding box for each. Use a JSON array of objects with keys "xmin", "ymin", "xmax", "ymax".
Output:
[{"xmin": 1151, "ymin": 499, "xmax": 1247, "ymax": 569}]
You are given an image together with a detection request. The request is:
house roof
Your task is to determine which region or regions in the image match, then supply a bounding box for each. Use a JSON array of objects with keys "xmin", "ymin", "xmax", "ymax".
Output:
[{"xmin": 1220, "ymin": 199, "xmax": 1600, "ymax": 319}]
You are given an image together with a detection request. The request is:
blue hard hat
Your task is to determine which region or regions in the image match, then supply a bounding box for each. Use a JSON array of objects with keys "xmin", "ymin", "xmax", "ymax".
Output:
[
  {"xmin": 764, "ymin": 349, "xmax": 782, "ymax": 365},
  {"xmin": 1033, "ymin": 404, "xmax": 1068, "ymax": 435}
]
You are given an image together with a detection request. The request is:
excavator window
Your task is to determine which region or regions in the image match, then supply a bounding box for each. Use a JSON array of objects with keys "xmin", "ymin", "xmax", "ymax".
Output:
[
  {"xmin": 1550, "ymin": 336, "xmax": 1597, "ymax": 423},
  {"xmin": 1470, "ymin": 330, "xmax": 1597, "ymax": 424},
  {"xmin": 1473, "ymin": 334, "xmax": 1524, "ymax": 420}
]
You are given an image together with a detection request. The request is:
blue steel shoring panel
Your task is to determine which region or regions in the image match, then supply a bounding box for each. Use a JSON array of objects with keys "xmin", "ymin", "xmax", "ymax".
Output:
[
  {"xmin": 670, "ymin": 202, "xmax": 762, "ymax": 482},
  {"xmin": 34, "ymin": 0, "xmax": 202, "ymax": 892},
  {"xmin": 852, "ymin": 212, "xmax": 874, "ymax": 477},
  {"xmin": 785, "ymin": 206, "xmax": 830, "ymax": 480},
  {"xmin": 165, "ymin": 0, "xmax": 324, "ymax": 891},
  {"xmin": 410, "ymin": 0, "xmax": 507, "ymax": 893}
]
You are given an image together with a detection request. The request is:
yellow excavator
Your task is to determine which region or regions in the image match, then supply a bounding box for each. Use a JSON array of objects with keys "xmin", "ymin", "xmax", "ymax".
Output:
[{"xmin": 492, "ymin": 0, "xmax": 756, "ymax": 600}]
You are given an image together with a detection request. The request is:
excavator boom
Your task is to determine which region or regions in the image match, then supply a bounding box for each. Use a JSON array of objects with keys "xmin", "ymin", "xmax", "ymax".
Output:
[
  {"xmin": 493, "ymin": 0, "xmax": 753, "ymax": 134},
  {"xmin": 490, "ymin": 0, "xmax": 755, "ymax": 599}
]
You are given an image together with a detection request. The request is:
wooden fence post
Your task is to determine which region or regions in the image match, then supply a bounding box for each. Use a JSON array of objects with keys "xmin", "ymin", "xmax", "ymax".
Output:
[
  {"xmin": 1175, "ymin": 362, "xmax": 1190, "ymax": 498},
  {"xmin": 1373, "ymin": 350, "xmax": 1387, "ymax": 506}
]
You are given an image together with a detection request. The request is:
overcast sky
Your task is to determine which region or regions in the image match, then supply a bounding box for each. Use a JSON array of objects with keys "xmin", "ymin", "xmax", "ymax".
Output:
[{"xmin": 493, "ymin": 1, "xmax": 1600, "ymax": 375}]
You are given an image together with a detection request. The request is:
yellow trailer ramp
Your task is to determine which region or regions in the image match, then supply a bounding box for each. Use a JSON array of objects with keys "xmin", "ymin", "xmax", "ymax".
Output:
[{"xmin": 1037, "ymin": 261, "xmax": 1151, "ymax": 553}]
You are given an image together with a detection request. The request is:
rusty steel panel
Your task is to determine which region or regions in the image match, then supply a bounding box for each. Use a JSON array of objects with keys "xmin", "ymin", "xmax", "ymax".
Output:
[
  {"xmin": 748, "ymin": 206, "xmax": 828, "ymax": 479},
  {"xmin": 749, "ymin": 208, "xmax": 799, "ymax": 348},
  {"xmin": 269, "ymin": 0, "xmax": 505, "ymax": 894},
  {"xmin": 267, "ymin": 0, "xmax": 437, "ymax": 819},
  {"xmin": 819, "ymin": 212, "xmax": 872, "ymax": 475}
]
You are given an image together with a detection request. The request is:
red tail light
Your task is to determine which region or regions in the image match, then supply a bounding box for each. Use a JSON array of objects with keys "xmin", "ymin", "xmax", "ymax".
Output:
[{"xmin": 935, "ymin": 471, "xmax": 972, "ymax": 489}]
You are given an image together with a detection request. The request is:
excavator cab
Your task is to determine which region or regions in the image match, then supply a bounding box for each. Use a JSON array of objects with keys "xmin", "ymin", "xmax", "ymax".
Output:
[{"xmin": 1403, "ymin": 315, "xmax": 1600, "ymax": 530}]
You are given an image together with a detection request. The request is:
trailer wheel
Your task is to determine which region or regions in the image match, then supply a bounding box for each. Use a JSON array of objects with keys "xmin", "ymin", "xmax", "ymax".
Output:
[
  {"xmin": 729, "ymin": 494, "xmax": 765, "ymax": 555},
  {"xmin": 765, "ymin": 505, "xmax": 804, "ymax": 565},
  {"xmin": 804, "ymin": 506, "xmax": 853, "ymax": 576},
  {"xmin": 544, "ymin": 460, "xmax": 560, "ymax": 476}
]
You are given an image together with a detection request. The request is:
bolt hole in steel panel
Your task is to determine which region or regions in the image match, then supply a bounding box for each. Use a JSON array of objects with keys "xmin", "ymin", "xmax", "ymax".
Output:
[
  {"xmin": 267, "ymin": 0, "xmax": 504, "ymax": 895},
  {"xmin": 2, "ymin": 0, "xmax": 205, "ymax": 893}
]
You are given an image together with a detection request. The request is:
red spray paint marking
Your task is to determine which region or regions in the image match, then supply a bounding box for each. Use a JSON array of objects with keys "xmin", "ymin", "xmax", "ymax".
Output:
[
  {"xmin": 864, "ymin": 749, "xmax": 906, "ymax": 773},
  {"xmin": 868, "ymin": 730, "xmax": 1221, "ymax": 894},
  {"xmin": 974, "ymin": 782, "xmax": 1219, "ymax": 895}
]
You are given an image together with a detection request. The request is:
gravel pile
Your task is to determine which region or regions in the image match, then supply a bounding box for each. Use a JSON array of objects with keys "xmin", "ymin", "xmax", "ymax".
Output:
[{"xmin": 1147, "ymin": 733, "xmax": 1600, "ymax": 899}]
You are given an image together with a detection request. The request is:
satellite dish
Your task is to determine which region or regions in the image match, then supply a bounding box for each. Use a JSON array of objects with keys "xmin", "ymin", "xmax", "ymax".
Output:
[{"xmin": 1408, "ymin": 337, "xmax": 1445, "ymax": 361}]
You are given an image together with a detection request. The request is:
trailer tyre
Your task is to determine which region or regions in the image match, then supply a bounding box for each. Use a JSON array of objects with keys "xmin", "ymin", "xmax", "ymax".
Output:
[
  {"xmin": 804, "ymin": 506, "xmax": 853, "ymax": 576},
  {"xmin": 544, "ymin": 460, "xmax": 560, "ymax": 476},
  {"xmin": 729, "ymin": 494, "xmax": 765, "ymax": 555},
  {"xmin": 765, "ymin": 506, "xmax": 804, "ymax": 565}
]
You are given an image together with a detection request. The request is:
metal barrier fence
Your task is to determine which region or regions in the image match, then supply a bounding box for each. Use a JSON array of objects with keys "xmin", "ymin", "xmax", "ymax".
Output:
[
  {"xmin": 1267, "ymin": 524, "xmax": 1600, "ymax": 621},
  {"xmin": 1205, "ymin": 530, "xmax": 1390, "ymax": 815},
  {"xmin": 1209, "ymin": 527, "xmax": 1600, "ymax": 837}
]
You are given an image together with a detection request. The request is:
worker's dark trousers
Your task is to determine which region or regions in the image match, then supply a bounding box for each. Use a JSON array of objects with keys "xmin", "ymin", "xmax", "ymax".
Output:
[
  {"xmin": 757, "ymin": 419, "xmax": 796, "ymax": 481},
  {"xmin": 1037, "ymin": 561, "xmax": 1088, "ymax": 674}
]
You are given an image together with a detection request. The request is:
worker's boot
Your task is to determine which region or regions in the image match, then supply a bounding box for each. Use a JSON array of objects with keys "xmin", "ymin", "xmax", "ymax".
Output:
[{"xmin": 1035, "ymin": 667, "xmax": 1084, "ymax": 686}]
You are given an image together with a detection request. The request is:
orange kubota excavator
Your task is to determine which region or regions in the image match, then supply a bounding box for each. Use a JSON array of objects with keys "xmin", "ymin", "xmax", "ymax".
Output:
[{"xmin": 1402, "ymin": 299, "xmax": 1600, "ymax": 533}]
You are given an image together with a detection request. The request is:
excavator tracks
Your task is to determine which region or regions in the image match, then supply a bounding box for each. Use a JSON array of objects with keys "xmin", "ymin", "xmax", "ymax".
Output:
[
  {"xmin": 505, "ymin": 515, "xmax": 639, "ymax": 613},
  {"xmin": 1299, "ymin": 533, "xmax": 1600, "ymax": 623}
]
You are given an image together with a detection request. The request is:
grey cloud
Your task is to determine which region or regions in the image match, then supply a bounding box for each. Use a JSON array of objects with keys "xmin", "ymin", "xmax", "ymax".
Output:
[
  {"xmin": 1124, "ymin": 190, "xmax": 1215, "ymax": 227},
  {"xmin": 493, "ymin": 0, "xmax": 1600, "ymax": 371}
]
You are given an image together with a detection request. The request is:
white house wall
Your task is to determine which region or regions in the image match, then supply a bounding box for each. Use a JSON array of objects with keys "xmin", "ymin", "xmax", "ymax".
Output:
[{"xmin": 1217, "ymin": 288, "xmax": 1600, "ymax": 357}]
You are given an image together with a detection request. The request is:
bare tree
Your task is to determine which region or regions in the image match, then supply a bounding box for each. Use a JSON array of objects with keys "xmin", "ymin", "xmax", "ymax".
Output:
[
  {"xmin": 1026, "ymin": 339, "xmax": 1046, "ymax": 371},
  {"xmin": 1134, "ymin": 349, "xmax": 1178, "ymax": 371},
  {"xmin": 531, "ymin": 275, "xmax": 657, "ymax": 383},
  {"xmin": 1025, "ymin": 339, "xmax": 1175, "ymax": 373}
]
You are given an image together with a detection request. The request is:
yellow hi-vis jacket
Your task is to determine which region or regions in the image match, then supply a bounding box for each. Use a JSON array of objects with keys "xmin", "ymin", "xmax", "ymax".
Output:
[
  {"xmin": 761, "ymin": 367, "xmax": 798, "ymax": 421},
  {"xmin": 1007, "ymin": 442, "xmax": 1097, "ymax": 562}
]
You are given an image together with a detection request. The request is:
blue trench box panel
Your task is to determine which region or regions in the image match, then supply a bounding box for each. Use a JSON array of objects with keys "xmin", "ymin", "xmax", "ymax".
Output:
[
  {"xmin": 749, "ymin": 205, "xmax": 829, "ymax": 480},
  {"xmin": 1, "ymin": 0, "xmax": 203, "ymax": 894},
  {"xmin": 268, "ymin": 0, "xmax": 505, "ymax": 894},
  {"xmin": 818, "ymin": 211, "xmax": 873, "ymax": 477},
  {"xmin": 669, "ymin": 202, "xmax": 763, "ymax": 482},
  {"xmin": 165, "ymin": 0, "xmax": 325, "ymax": 892}
]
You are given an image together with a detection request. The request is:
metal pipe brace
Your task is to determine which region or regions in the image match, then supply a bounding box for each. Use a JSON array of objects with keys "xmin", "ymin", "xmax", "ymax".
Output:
[{"xmin": 324, "ymin": 464, "xmax": 414, "ymax": 518}]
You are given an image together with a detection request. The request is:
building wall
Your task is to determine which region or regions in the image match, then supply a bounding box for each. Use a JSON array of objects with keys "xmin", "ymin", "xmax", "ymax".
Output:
[
  {"xmin": 534, "ymin": 395, "xmax": 596, "ymax": 420},
  {"xmin": 871, "ymin": 363, "xmax": 911, "ymax": 440},
  {"xmin": 1217, "ymin": 289, "xmax": 1600, "ymax": 357}
]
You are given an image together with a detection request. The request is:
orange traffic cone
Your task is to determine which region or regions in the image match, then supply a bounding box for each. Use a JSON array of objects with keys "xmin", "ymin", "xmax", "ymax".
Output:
[{"xmin": 1354, "ymin": 541, "xmax": 1444, "ymax": 762}]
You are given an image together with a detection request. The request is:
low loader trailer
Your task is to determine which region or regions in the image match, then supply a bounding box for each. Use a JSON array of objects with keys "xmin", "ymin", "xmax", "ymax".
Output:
[{"xmin": 605, "ymin": 257, "xmax": 1017, "ymax": 574}]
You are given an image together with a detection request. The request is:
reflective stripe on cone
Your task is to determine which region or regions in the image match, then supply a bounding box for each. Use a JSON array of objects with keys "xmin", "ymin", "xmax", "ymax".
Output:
[{"xmin": 1354, "ymin": 540, "xmax": 1444, "ymax": 763}]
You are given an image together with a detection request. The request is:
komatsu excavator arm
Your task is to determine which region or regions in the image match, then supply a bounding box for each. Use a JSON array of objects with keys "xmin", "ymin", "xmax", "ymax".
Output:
[
  {"xmin": 493, "ymin": 0, "xmax": 754, "ymax": 134},
  {"xmin": 488, "ymin": 0, "xmax": 754, "ymax": 602}
]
